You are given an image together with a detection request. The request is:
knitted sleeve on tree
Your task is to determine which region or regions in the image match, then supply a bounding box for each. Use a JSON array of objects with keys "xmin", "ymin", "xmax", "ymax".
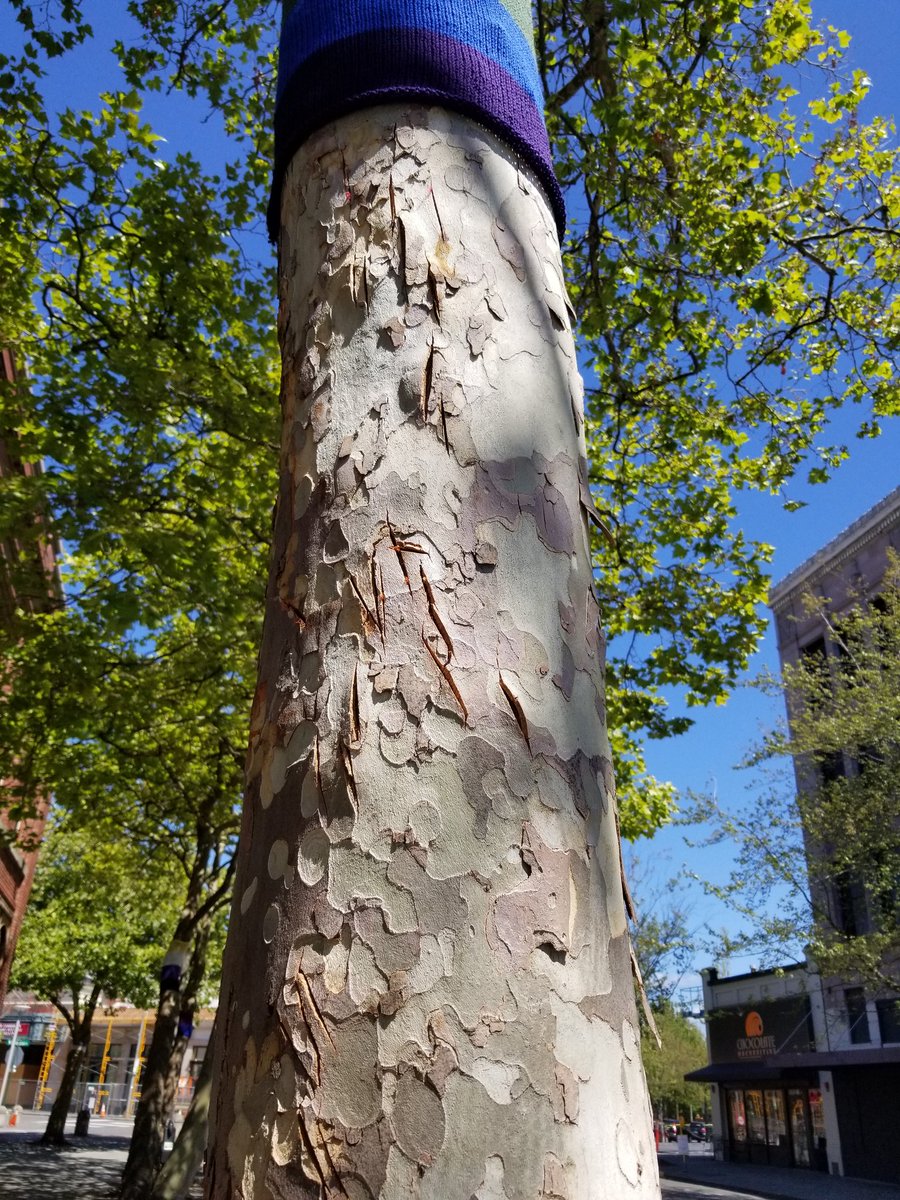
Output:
[{"xmin": 269, "ymin": 0, "xmax": 565, "ymax": 240}]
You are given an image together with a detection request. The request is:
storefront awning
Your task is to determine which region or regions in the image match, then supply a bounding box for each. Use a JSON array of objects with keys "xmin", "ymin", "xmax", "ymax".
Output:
[
  {"xmin": 685, "ymin": 1061, "xmax": 789, "ymax": 1083},
  {"xmin": 686, "ymin": 1045, "xmax": 900, "ymax": 1083}
]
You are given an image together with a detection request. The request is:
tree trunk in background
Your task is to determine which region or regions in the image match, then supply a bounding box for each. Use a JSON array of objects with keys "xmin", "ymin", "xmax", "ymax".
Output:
[
  {"xmin": 207, "ymin": 105, "xmax": 659, "ymax": 1199},
  {"xmin": 121, "ymin": 918, "xmax": 209, "ymax": 1200},
  {"xmin": 151, "ymin": 1024, "xmax": 216, "ymax": 1200},
  {"xmin": 41, "ymin": 984, "xmax": 100, "ymax": 1146}
]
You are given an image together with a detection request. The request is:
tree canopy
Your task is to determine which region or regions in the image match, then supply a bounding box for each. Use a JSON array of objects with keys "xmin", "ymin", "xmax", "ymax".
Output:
[
  {"xmin": 1, "ymin": 0, "xmax": 899, "ymax": 841},
  {"xmin": 11, "ymin": 820, "xmax": 180, "ymax": 1016}
]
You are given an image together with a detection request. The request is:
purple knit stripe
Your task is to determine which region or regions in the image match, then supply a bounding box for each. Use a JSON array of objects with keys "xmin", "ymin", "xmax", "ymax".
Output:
[{"xmin": 269, "ymin": 28, "xmax": 565, "ymax": 241}]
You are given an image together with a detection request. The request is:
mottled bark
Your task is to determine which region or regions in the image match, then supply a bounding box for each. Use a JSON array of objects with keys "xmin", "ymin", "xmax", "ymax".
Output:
[{"xmin": 208, "ymin": 106, "xmax": 659, "ymax": 1199}]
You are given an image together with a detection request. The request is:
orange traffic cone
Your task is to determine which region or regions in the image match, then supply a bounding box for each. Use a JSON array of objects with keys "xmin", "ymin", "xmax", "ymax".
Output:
[{"xmin": 9, "ymin": 1112, "xmax": 17, "ymax": 1127}]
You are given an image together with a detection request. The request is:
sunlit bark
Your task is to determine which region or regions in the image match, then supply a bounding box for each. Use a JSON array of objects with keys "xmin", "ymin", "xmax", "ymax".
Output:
[{"xmin": 208, "ymin": 105, "xmax": 658, "ymax": 1200}]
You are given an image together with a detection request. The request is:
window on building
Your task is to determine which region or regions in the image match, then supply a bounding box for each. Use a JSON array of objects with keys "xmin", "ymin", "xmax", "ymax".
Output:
[
  {"xmin": 876, "ymin": 998, "xmax": 900, "ymax": 1044},
  {"xmin": 800, "ymin": 635, "xmax": 827, "ymax": 665},
  {"xmin": 745, "ymin": 1090, "xmax": 766, "ymax": 1144},
  {"xmin": 844, "ymin": 988, "xmax": 871, "ymax": 1044},
  {"xmin": 798, "ymin": 636, "xmax": 850, "ymax": 784},
  {"xmin": 728, "ymin": 1090, "xmax": 747, "ymax": 1143},
  {"xmin": 764, "ymin": 1090, "xmax": 787, "ymax": 1147},
  {"xmin": 833, "ymin": 870, "xmax": 870, "ymax": 937},
  {"xmin": 868, "ymin": 851, "xmax": 899, "ymax": 931},
  {"xmin": 819, "ymin": 750, "xmax": 848, "ymax": 783}
]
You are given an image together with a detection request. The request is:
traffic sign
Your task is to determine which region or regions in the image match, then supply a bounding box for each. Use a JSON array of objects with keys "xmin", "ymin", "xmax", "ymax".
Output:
[{"xmin": 5, "ymin": 1046, "xmax": 24, "ymax": 1071}]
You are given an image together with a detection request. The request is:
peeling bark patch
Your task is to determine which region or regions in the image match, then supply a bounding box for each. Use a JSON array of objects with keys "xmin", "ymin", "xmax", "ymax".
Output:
[
  {"xmin": 298, "ymin": 826, "xmax": 330, "ymax": 886},
  {"xmin": 616, "ymin": 1119, "xmax": 641, "ymax": 1188},
  {"xmin": 268, "ymin": 839, "xmax": 290, "ymax": 881},
  {"xmin": 240, "ymin": 876, "xmax": 258, "ymax": 916},
  {"xmin": 262, "ymin": 903, "xmax": 280, "ymax": 945},
  {"xmin": 391, "ymin": 1072, "xmax": 445, "ymax": 1164},
  {"xmin": 542, "ymin": 1153, "xmax": 572, "ymax": 1199},
  {"xmin": 469, "ymin": 1057, "xmax": 520, "ymax": 1105},
  {"xmin": 552, "ymin": 1064, "xmax": 579, "ymax": 1124},
  {"xmin": 319, "ymin": 1015, "xmax": 380, "ymax": 1130}
]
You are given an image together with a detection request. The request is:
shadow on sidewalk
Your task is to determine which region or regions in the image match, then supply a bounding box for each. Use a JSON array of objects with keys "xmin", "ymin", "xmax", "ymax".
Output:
[{"xmin": 0, "ymin": 1131, "xmax": 130, "ymax": 1200}]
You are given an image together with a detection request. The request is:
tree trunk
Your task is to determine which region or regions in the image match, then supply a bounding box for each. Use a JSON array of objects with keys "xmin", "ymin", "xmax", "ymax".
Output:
[
  {"xmin": 207, "ymin": 105, "xmax": 659, "ymax": 1198},
  {"xmin": 121, "ymin": 919, "xmax": 209, "ymax": 1200},
  {"xmin": 41, "ymin": 988, "xmax": 99, "ymax": 1146},
  {"xmin": 151, "ymin": 1024, "xmax": 216, "ymax": 1200}
]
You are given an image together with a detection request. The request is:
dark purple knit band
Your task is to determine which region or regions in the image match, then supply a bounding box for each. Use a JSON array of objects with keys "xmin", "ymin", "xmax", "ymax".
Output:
[{"xmin": 268, "ymin": 29, "xmax": 565, "ymax": 241}]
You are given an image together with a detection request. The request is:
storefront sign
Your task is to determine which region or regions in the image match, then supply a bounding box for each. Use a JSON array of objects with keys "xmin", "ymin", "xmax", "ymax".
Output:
[
  {"xmin": 0, "ymin": 1021, "xmax": 29, "ymax": 1042},
  {"xmin": 707, "ymin": 997, "xmax": 814, "ymax": 1062}
]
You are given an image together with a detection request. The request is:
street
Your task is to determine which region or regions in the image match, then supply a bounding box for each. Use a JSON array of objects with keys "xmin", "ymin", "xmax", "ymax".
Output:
[
  {"xmin": 0, "ymin": 1119, "xmax": 759, "ymax": 1200},
  {"xmin": 663, "ymin": 1183, "xmax": 768, "ymax": 1200},
  {"xmin": 2, "ymin": 1116, "xmax": 899, "ymax": 1200},
  {"xmin": 1, "ymin": 1109, "xmax": 137, "ymax": 1138}
]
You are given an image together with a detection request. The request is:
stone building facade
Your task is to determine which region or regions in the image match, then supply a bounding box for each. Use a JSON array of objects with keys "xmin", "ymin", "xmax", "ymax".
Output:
[{"xmin": 688, "ymin": 487, "xmax": 900, "ymax": 1185}]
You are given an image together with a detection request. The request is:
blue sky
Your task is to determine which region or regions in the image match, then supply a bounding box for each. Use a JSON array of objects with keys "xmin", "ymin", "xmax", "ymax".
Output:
[{"xmin": 4, "ymin": 0, "xmax": 898, "ymax": 985}]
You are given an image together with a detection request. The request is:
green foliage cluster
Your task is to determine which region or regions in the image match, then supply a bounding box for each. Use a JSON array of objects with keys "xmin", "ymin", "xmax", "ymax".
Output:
[
  {"xmin": 0, "ymin": 3, "xmax": 276, "ymax": 960},
  {"xmin": 1, "ymin": 0, "xmax": 899, "ymax": 854},
  {"xmin": 11, "ymin": 822, "xmax": 180, "ymax": 1016},
  {"xmin": 640, "ymin": 1003, "xmax": 709, "ymax": 1120},
  {"xmin": 689, "ymin": 554, "xmax": 900, "ymax": 989},
  {"xmin": 538, "ymin": 0, "xmax": 900, "ymax": 830}
]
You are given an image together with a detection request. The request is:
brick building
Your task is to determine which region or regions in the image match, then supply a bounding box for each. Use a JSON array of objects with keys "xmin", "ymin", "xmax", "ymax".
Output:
[{"xmin": 0, "ymin": 347, "xmax": 59, "ymax": 1009}]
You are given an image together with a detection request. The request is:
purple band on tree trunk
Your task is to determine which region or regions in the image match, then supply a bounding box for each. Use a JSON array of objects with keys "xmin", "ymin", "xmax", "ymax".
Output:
[{"xmin": 270, "ymin": 18, "xmax": 565, "ymax": 240}]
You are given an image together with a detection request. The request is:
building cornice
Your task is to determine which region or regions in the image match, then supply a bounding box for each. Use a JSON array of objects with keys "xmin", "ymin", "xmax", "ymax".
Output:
[{"xmin": 769, "ymin": 486, "xmax": 900, "ymax": 613}]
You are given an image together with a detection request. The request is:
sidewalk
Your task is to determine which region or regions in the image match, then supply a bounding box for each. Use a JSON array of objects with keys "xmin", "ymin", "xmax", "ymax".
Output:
[
  {"xmin": 659, "ymin": 1151, "xmax": 900, "ymax": 1200},
  {"xmin": 0, "ymin": 1131, "xmax": 203, "ymax": 1200},
  {"xmin": 0, "ymin": 1130, "xmax": 129, "ymax": 1199}
]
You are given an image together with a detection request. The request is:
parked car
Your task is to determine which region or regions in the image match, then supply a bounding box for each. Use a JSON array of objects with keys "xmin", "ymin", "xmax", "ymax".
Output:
[
  {"xmin": 665, "ymin": 1123, "xmax": 678, "ymax": 1142},
  {"xmin": 687, "ymin": 1121, "xmax": 710, "ymax": 1142}
]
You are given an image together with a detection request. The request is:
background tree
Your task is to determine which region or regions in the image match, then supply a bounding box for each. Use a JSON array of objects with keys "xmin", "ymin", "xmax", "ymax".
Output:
[
  {"xmin": 688, "ymin": 553, "xmax": 900, "ymax": 990},
  {"xmin": 626, "ymin": 853, "xmax": 697, "ymax": 1008},
  {"xmin": 625, "ymin": 861, "xmax": 709, "ymax": 1125},
  {"xmin": 538, "ymin": 0, "xmax": 900, "ymax": 823},
  {"xmin": 640, "ymin": 1005, "xmax": 710, "ymax": 1125},
  {"xmin": 10, "ymin": 822, "xmax": 179, "ymax": 1145},
  {"xmin": 0, "ymin": 603, "xmax": 241, "ymax": 1191}
]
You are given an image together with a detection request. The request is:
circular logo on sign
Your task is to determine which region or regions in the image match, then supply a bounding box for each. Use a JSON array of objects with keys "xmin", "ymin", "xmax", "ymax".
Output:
[{"xmin": 745, "ymin": 1011, "xmax": 764, "ymax": 1038}]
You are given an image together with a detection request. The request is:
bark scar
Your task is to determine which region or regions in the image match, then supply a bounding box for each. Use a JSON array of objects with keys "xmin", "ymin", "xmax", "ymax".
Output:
[
  {"xmin": 348, "ymin": 663, "xmax": 361, "ymax": 745},
  {"xmin": 422, "ymin": 632, "xmax": 468, "ymax": 721},
  {"xmin": 348, "ymin": 573, "xmax": 379, "ymax": 636},
  {"xmin": 387, "ymin": 515, "xmax": 414, "ymax": 595},
  {"xmin": 421, "ymin": 339, "xmax": 435, "ymax": 424},
  {"xmin": 420, "ymin": 567, "xmax": 453, "ymax": 661},
  {"xmin": 499, "ymin": 674, "xmax": 531, "ymax": 751}
]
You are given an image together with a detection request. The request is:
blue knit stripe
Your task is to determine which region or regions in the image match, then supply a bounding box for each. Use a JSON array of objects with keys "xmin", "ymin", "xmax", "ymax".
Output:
[
  {"xmin": 277, "ymin": 0, "xmax": 543, "ymax": 110},
  {"xmin": 271, "ymin": 2, "xmax": 566, "ymax": 241}
]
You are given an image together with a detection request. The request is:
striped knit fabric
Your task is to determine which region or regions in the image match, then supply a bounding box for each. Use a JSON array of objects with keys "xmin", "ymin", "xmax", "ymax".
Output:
[{"xmin": 269, "ymin": 0, "xmax": 564, "ymax": 239}]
